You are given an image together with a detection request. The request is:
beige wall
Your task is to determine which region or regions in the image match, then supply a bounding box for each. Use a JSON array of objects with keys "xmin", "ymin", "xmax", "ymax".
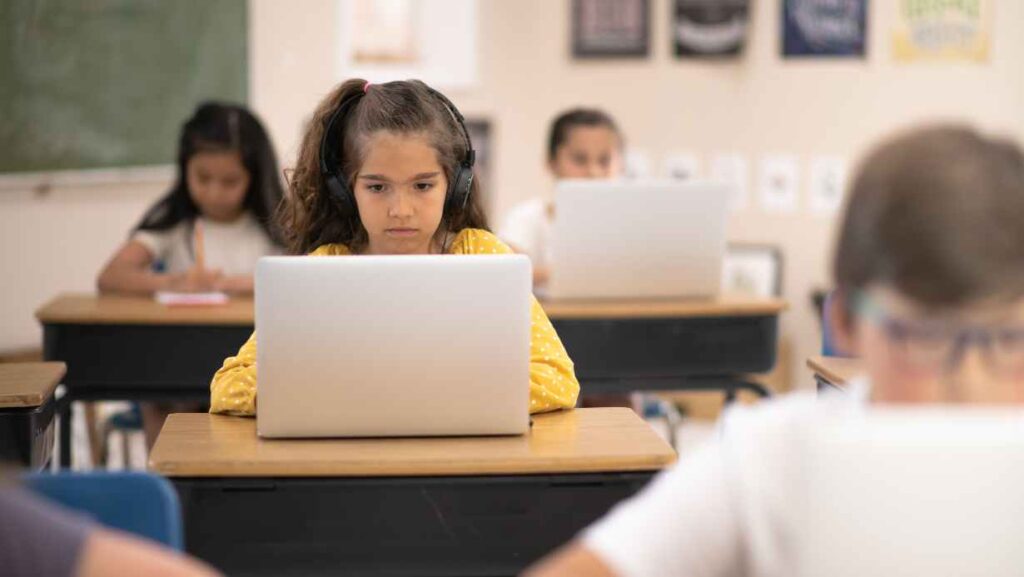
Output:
[{"xmin": 4, "ymin": 0, "xmax": 1023, "ymax": 389}]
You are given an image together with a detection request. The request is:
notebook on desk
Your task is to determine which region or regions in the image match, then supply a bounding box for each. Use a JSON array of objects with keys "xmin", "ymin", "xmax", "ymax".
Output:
[
  {"xmin": 255, "ymin": 254, "xmax": 532, "ymax": 438},
  {"xmin": 549, "ymin": 179, "xmax": 730, "ymax": 300},
  {"xmin": 154, "ymin": 291, "xmax": 229, "ymax": 306}
]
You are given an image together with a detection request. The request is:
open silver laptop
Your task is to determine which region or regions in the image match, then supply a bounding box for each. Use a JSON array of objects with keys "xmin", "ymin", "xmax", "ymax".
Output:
[
  {"xmin": 255, "ymin": 254, "xmax": 532, "ymax": 438},
  {"xmin": 548, "ymin": 180, "xmax": 730, "ymax": 299},
  {"xmin": 797, "ymin": 408, "xmax": 1024, "ymax": 577}
]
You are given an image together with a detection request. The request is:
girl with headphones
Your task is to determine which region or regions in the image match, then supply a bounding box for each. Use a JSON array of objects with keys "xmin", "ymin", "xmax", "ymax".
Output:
[{"xmin": 210, "ymin": 79, "xmax": 580, "ymax": 417}]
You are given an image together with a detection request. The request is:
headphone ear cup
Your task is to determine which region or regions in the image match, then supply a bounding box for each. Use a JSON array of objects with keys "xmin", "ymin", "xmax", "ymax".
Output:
[
  {"xmin": 446, "ymin": 165, "xmax": 474, "ymax": 217},
  {"xmin": 326, "ymin": 173, "xmax": 356, "ymax": 219}
]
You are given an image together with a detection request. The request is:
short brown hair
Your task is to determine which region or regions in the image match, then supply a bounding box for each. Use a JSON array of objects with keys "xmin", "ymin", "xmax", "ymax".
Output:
[
  {"xmin": 547, "ymin": 108, "xmax": 622, "ymax": 162},
  {"xmin": 278, "ymin": 79, "xmax": 488, "ymax": 255},
  {"xmin": 834, "ymin": 125, "xmax": 1024, "ymax": 308}
]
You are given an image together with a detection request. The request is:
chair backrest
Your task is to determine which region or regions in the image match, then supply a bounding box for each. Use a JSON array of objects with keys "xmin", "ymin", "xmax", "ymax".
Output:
[{"xmin": 23, "ymin": 471, "xmax": 182, "ymax": 550}]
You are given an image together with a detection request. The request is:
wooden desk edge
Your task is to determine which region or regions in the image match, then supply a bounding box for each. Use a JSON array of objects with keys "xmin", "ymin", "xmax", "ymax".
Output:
[
  {"xmin": 38, "ymin": 293, "xmax": 785, "ymax": 324},
  {"xmin": 0, "ymin": 362, "xmax": 66, "ymax": 408},
  {"xmin": 541, "ymin": 297, "xmax": 788, "ymax": 319},
  {"xmin": 149, "ymin": 454, "xmax": 677, "ymax": 478},
  {"xmin": 36, "ymin": 293, "xmax": 255, "ymax": 326},
  {"xmin": 806, "ymin": 356, "xmax": 862, "ymax": 388}
]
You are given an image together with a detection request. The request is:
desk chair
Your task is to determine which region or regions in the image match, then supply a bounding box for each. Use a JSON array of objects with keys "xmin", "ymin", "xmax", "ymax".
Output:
[
  {"xmin": 24, "ymin": 471, "xmax": 183, "ymax": 549},
  {"xmin": 821, "ymin": 290, "xmax": 853, "ymax": 358}
]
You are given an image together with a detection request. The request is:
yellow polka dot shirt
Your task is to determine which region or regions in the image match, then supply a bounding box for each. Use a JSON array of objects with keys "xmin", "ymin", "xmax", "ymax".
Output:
[{"xmin": 210, "ymin": 228, "xmax": 580, "ymax": 416}]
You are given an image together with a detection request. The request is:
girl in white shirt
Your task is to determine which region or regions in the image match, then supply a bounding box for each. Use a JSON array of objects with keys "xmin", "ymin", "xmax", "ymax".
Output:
[
  {"xmin": 526, "ymin": 124, "xmax": 1024, "ymax": 577},
  {"xmin": 498, "ymin": 108, "xmax": 623, "ymax": 287},
  {"xmin": 98, "ymin": 102, "xmax": 284, "ymax": 295}
]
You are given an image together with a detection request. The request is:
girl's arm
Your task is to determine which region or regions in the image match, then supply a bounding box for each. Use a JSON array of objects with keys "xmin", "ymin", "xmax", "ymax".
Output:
[
  {"xmin": 209, "ymin": 332, "xmax": 258, "ymax": 416},
  {"xmin": 523, "ymin": 545, "xmax": 618, "ymax": 577},
  {"xmin": 97, "ymin": 240, "xmax": 173, "ymax": 295},
  {"xmin": 532, "ymin": 265, "xmax": 551, "ymax": 287},
  {"xmin": 216, "ymin": 274, "xmax": 255, "ymax": 295},
  {"xmin": 528, "ymin": 297, "xmax": 580, "ymax": 413},
  {"xmin": 97, "ymin": 240, "xmax": 223, "ymax": 295},
  {"xmin": 79, "ymin": 528, "xmax": 221, "ymax": 577}
]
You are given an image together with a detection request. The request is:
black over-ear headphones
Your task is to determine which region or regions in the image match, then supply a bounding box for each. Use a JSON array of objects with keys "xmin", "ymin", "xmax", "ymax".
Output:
[{"xmin": 318, "ymin": 85, "xmax": 476, "ymax": 221}]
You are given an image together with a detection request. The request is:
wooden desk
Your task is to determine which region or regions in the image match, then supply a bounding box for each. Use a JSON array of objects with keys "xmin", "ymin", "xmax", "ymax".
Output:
[
  {"xmin": 0, "ymin": 362, "xmax": 65, "ymax": 469},
  {"xmin": 37, "ymin": 293, "xmax": 253, "ymax": 466},
  {"xmin": 807, "ymin": 355, "xmax": 863, "ymax": 391},
  {"xmin": 151, "ymin": 408, "xmax": 675, "ymax": 576},
  {"xmin": 545, "ymin": 296, "xmax": 786, "ymax": 398}
]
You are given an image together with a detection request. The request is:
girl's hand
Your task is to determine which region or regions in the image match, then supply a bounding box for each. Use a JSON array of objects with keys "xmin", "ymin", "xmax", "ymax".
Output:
[
  {"xmin": 168, "ymin": 266, "xmax": 224, "ymax": 293},
  {"xmin": 215, "ymin": 274, "xmax": 255, "ymax": 295}
]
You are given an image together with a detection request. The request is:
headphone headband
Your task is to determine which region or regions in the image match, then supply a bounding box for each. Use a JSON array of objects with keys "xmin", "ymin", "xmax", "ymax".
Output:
[
  {"xmin": 319, "ymin": 85, "xmax": 476, "ymax": 213},
  {"xmin": 423, "ymin": 86, "xmax": 476, "ymax": 169}
]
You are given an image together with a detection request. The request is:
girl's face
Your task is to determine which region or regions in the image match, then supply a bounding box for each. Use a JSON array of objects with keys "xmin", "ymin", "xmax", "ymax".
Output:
[
  {"xmin": 353, "ymin": 131, "xmax": 448, "ymax": 255},
  {"xmin": 834, "ymin": 286, "xmax": 1024, "ymax": 405},
  {"xmin": 549, "ymin": 125, "xmax": 623, "ymax": 180},
  {"xmin": 187, "ymin": 151, "xmax": 250, "ymax": 222}
]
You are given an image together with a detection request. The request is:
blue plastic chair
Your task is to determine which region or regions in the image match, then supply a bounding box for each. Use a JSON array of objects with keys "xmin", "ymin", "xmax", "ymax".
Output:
[
  {"xmin": 23, "ymin": 471, "xmax": 183, "ymax": 550},
  {"xmin": 822, "ymin": 290, "xmax": 852, "ymax": 358}
]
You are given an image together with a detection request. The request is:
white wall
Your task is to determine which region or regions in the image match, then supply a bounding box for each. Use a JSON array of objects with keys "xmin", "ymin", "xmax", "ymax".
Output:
[{"xmin": 4, "ymin": 0, "xmax": 1023, "ymax": 389}]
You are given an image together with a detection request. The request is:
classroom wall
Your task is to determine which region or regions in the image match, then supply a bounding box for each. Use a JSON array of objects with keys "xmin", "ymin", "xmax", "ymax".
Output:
[{"xmin": 4, "ymin": 0, "xmax": 1023, "ymax": 389}]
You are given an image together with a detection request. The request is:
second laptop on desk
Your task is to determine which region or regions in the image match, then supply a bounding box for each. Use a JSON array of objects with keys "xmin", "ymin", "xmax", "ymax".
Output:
[
  {"xmin": 255, "ymin": 254, "xmax": 532, "ymax": 438},
  {"xmin": 548, "ymin": 179, "xmax": 730, "ymax": 300}
]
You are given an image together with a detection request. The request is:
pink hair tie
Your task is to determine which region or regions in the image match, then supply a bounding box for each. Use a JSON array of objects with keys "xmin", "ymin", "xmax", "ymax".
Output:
[{"xmin": 363, "ymin": 81, "xmax": 372, "ymax": 94}]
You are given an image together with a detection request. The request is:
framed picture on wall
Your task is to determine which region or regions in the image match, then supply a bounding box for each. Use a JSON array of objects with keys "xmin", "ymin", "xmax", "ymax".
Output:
[
  {"xmin": 465, "ymin": 118, "xmax": 494, "ymax": 220},
  {"xmin": 892, "ymin": 0, "xmax": 991, "ymax": 62},
  {"xmin": 782, "ymin": 0, "xmax": 867, "ymax": 58},
  {"xmin": 336, "ymin": 0, "xmax": 479, "ymax": 89},
  {"xmin": 572, "ymin": 0, "xmax": 650, "ymax": 58},
  {"xmin": 350, "ymin": 0, "xmax": 419, "ymax": 65},
  {"xmin": 674, "ymin": 0, "xmax": 750, "ymax": 58},
  {"xmin": 722, "ymin": 244, "xmax": 783, "ymax": 298}
]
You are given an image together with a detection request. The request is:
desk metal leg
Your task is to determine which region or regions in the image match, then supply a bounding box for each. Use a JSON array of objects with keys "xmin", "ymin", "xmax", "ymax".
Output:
[{"xmin": 58, "ymin": 398, "xmax": 72, "ymax": 468}]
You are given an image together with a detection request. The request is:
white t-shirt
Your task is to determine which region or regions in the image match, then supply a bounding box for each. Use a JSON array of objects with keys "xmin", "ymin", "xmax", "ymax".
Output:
[
  {"xmin": 131, "ymin": 212, "xmax": 280, "ymax": 276},
  {"xmin": 497, "ymin": 198, "xmax": 552, "ymax": 270},
  {"xmin": 582, "ymin": 381, "xmax": 870, "ymax": 577}
]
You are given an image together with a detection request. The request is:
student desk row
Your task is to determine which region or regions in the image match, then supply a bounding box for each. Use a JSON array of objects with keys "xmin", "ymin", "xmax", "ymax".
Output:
[
  {"xmin": 149, "ymin": 407, "xmax": 676, "ymax": 577},
  {"xmin": 806, "ymin": 355, "xmax": 862, "ymax": 391},
  {"xmin": 37, "ymin": 292, "xmax": 786, "ymax": 466},
  {"xmin": 0, "ymin": 362, "xmax": 64, "ymax": 469}
]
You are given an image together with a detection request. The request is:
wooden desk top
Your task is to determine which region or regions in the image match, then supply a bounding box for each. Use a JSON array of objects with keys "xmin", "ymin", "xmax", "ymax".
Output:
[
  {"xmin": 37, "ymin": 293, "xmax": 786, "ymax": 326},
  {"xmin": 0, "ymin": 362, "xmax": 66, "ymax": 408},
  {"xmin": 149, "ymin": 408, "xmax": 677, "ymax": 478},
  {"xmin": 36, "ymin": 293, "xmax": 254, "ymax": 326},
  {"xmin": 806, "ymin": 355, "xmax": 863, "ymax": 388},
  {"xmin": 541, "ymin": 295, "xmax": 787, "ymax": 319}
]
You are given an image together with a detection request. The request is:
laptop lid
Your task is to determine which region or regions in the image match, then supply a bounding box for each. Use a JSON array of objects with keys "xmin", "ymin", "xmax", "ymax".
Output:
[
  {"xmin": 549, "ymin": 179, "xmax": 730, "ymax": 299},
  {"xmin": 255, "ymin": 254, "xmax": 532, "ymax": 438}
]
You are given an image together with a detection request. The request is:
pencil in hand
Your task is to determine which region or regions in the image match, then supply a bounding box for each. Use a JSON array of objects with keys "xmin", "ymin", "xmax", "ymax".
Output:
[{"xmin": 194, "ymin": 220, "xmax": 206, "ymax": 271}]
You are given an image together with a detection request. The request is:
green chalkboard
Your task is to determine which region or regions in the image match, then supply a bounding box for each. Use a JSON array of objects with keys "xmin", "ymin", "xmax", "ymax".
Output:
[{"xmin": 0, "ymin": 0, "xmax": 247, "ymax": 174}]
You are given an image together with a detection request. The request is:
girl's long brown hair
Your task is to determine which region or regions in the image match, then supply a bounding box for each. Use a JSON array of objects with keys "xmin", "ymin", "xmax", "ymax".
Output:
[{"xmin": 278, "ymin": 79, "xmax": 488, "ymax": 255}]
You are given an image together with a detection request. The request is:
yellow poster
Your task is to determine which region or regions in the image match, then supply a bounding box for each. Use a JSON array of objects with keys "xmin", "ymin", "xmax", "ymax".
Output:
[{"xmin": 892, "ymin": 0, "xmax": 992, "ymax": 62}]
